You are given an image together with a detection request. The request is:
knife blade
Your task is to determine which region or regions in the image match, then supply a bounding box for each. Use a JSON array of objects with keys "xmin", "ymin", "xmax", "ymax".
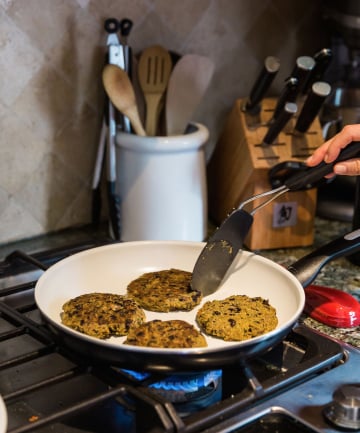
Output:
[{"xmin": 294, "ymin": 81, "xmax": 331, "ymax": 133}]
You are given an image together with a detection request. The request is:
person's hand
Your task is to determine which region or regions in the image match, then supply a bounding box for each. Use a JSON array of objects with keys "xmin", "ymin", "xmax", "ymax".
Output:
[{"xmin": 306, "ymin": 124, "xmax": 360, "ymax": 176}]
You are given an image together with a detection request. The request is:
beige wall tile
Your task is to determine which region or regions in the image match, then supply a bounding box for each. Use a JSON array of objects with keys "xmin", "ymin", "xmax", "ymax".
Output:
[
  {"xmin": 12, "ymin": 64, "xmax": 85, "ymax": 142},
  {"xmin": 0, "ymin": 197, "xmax": 43, "ymax": 243},
  {"xmin": 15, "ymin": 153, "xmax": 84, "ymax": 230},
  {"xmin": 0, "ymin": 108, "xmax": 48, "ymax": 194},
  {"xmin": 0, "ymin": 0, "xmax": 327, "ymax": 244},
  {"xmin": 0, "ymin": 8, "xmax": 44, "ymax": 106}
]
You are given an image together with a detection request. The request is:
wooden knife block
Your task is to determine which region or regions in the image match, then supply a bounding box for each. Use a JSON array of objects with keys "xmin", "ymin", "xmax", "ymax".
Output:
[{"xmin": 207, "ymin": 98, "xmax": 324, "ymax": 250}]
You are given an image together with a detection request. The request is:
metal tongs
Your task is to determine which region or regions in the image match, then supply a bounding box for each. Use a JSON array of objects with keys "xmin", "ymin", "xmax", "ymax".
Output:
[
  {"xmin": 191, "ymin": 141, "xmax": 360, "ymax": 296},
  {"xmin": 91, "ymin": 18, "xmax": 133, "ymax": 239}
]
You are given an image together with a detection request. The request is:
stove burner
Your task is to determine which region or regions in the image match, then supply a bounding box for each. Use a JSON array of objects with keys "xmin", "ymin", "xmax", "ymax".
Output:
[{"xmin": 120, "ymin": 369, "xmax": 222, "ymax": 415}]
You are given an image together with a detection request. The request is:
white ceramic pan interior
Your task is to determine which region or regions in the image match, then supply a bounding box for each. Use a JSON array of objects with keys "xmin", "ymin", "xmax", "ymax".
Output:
[{"xmin": 34, "ymin": 241, "xmax": 305, "ymax": 355}]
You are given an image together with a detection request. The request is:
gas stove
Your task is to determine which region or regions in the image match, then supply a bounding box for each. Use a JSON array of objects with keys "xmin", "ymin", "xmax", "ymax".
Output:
[{"xmin": 0, "ymin": 241, "xmax": 359, "ymax": 433}]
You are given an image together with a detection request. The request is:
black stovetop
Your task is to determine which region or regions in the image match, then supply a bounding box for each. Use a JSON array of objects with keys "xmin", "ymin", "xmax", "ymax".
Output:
[{"xmin": 0, "ymin": 241, "xmax": 353, "ymax": 433}]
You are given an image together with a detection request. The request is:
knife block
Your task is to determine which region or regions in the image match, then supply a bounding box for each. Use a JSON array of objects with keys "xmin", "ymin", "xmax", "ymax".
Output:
[{"xmin": 207, "ymin": 97, "xmax": 324, "ymax": 250}]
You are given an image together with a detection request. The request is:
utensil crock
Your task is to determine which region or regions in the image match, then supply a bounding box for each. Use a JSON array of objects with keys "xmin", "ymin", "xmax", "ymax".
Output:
[{"xmin": 115, "ymin": 123, "xmax": 209, "ymax": 241}]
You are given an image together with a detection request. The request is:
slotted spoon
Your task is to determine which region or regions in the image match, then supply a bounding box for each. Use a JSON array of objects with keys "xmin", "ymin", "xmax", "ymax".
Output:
[{"xmin": 138, "ymin": 45, "xmax": 172, "ymax": 136}]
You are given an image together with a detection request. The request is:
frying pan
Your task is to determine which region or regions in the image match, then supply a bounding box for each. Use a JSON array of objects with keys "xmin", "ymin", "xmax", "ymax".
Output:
[{"xmin": 35, "ymin": 234, "xmax": 360, "ymax": 372}]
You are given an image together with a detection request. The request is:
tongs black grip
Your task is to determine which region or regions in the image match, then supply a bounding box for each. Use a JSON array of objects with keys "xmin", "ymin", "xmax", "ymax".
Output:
[
  {"xmin": 269, "ymin": 160, "xmax": 307, "ymax": 189},
  {"xmin": 285, "ymin": 141, "xmax": 360, "ymax": 191}
]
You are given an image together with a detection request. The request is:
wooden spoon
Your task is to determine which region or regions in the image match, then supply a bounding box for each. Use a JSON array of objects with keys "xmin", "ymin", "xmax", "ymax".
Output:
[
  {"xmin": 102, "ymin": 64, "xmax": 146, "ymax": 136},
  {"xmin": 166, "ymin": 54, "xmax": 214, "ymax": 135},
  {"xmin": 138, "ymin": 45, "xmax": 172, "ymax": 136}
]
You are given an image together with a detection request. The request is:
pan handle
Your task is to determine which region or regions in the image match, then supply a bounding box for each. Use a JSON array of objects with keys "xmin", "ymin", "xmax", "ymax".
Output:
[{"xmin": 288, "ymin": 229, "xmax": 360, "ymax": 287}]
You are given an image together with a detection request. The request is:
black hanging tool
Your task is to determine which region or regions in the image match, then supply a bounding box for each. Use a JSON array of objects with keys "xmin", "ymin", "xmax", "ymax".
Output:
[{"xmin": 91, "ymin": 18, "xmax": 127, "ymax": 238}]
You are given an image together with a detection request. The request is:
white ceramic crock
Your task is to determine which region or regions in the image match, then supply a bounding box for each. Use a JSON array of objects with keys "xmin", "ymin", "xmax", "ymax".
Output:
[{"xmin": 115, "ymin": 123, "xmax": 209, "ymax": 241}]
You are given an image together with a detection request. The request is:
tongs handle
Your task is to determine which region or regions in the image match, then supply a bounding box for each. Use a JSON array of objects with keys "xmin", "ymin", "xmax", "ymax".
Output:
[{"xmin": 285, "ymin": 141, "xmax": 360, "ymax": 191}]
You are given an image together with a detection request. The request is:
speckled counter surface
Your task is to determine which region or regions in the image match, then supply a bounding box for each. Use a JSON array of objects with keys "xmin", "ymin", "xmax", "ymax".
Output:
[
  {"xmin": 258, "ymin": 218, "xmax": 360, "ymax": 348},
  {"xmin": 0, "ymin": 218, "xmax": 359, "ymax": 348}
]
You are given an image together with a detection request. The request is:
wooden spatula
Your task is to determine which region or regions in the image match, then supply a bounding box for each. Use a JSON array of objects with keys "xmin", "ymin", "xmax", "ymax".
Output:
[
  {"xmin": 166, "ymin": 54, "xmax": 214, "ymax": 135},
  {"xmin": 138, "ymin": 45, "xmax": 172, "ymax": 136}
]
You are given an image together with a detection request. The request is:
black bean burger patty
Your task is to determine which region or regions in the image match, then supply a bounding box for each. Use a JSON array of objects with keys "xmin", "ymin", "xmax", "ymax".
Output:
[
  {"xmin": 196, "ymin": 295, "xmax": 278, "ymax": 341},
  {"xmin": 126, "ymin": 268, "xmax": 202, "ymax": 312},
  {"xmin": 124, "ymin": 319, "xmax": 207, "ymax": 348},
  {"xmin": 61, "ymin": 293, "xmax": 146, "ymax": 339}
]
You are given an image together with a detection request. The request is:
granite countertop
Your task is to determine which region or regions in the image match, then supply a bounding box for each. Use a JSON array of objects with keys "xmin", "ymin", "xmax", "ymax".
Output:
[
  {"xmin": 259, "ymin": 218, "xmax": 360, "ymax": 348},
  {"xmin": 1, "ymin": 218, "xmax": 359, "ymax": 348}
]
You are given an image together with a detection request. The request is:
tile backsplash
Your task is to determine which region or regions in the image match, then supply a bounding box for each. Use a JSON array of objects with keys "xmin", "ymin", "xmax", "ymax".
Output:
[{"xmin": 0, "ymin": 0, "xmax": 328, "ymax": 243}]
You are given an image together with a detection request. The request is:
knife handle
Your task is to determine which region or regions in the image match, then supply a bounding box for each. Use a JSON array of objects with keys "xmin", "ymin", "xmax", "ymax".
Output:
[
  {"xmin": 245, "ymin": 56, "xmax": 280, "ymax": 114},
  {"xmin": 285, "ymin": 141, "xmax": 360, "ymax": 190},
  {"xmin": 272, "ymin": 77, "xmax": 298, "ymax": 120},
  {"xmin": 302, "ymin": 48, "xmax": 332, "ymax": 95},
  {"xmin": 295, "ymin": 81, "xmax": 331, "ymax": 133},
  {"xmin": 262, "ymin": 102, "xmax": 297, "ymax": 145},
  {"xmin": 291, "ymin": 56, "xmax": 315, "ymax": 96}
]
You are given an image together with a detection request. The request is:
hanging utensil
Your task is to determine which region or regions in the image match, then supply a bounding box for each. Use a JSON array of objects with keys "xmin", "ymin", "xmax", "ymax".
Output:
[
  {"xmin": 118, "ymin": 18, "xmax": 133, "ymax": 134},
  {"xmin": 91, "ymin": 119, "xmax": 107, "ymax": 227},
  {"xmin": 106, "ymin": 98, "xmax": 121, "ymax": 240},
  {"xmin": 91, "ymin": 21, "xmax": 125, "ymax": 239},
  {"xmin": 191, "ymin": 142, "xmax": 360, "ymax": 296},
  {"xmin": 119, "ymin": 18, "xmax": 133, "ymax": 78},
  {"xmin": 104, "ymin": 26, "xmax": 126, "ymax": 240},
  {"xmin": 138, "ymin": 45, "xmax": 172, "ymax": 136},
  {"xmin": 165, "ymin": 54, "xmax": 214, "ymax": 135}
]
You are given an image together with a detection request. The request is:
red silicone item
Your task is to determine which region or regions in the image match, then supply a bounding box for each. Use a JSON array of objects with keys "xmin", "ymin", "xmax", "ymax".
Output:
[{"xmin": 304, "ymin": 285, "xmax": 360, "ymax": 328}]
